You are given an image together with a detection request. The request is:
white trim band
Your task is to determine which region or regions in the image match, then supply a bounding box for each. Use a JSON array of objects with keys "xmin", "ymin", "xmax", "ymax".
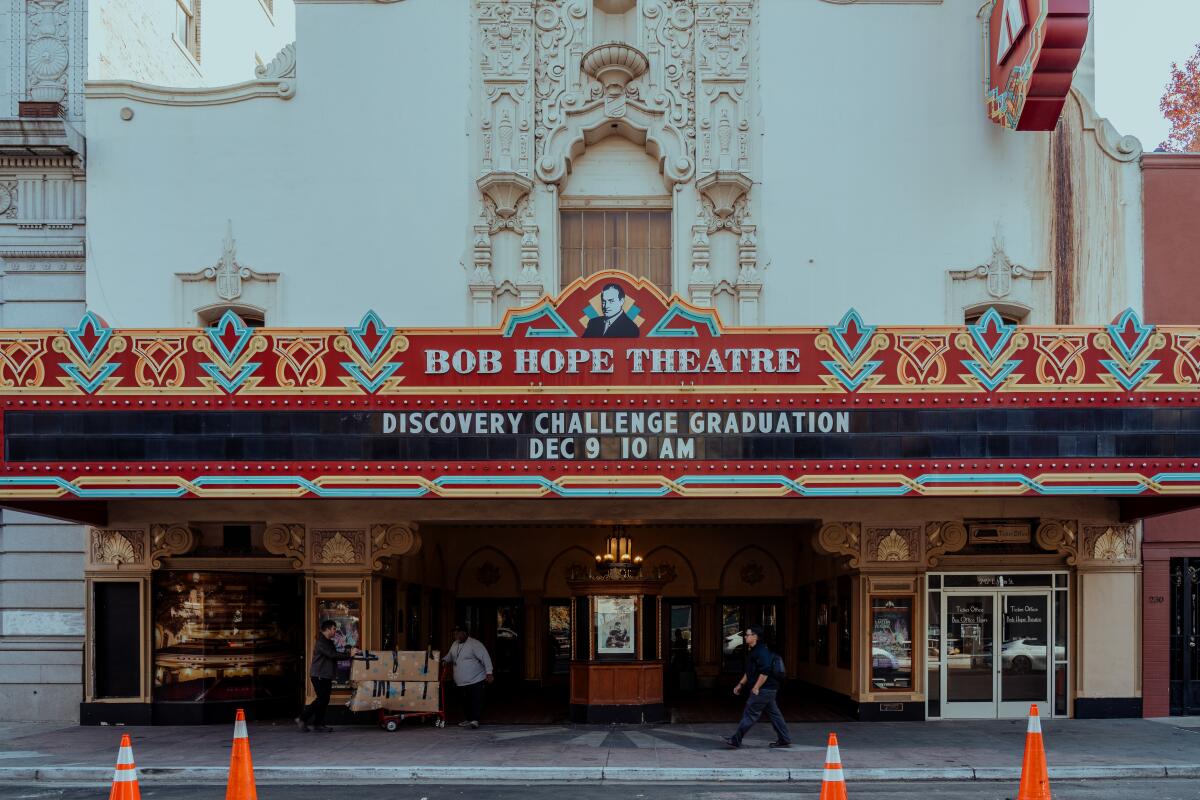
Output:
[{"xmin": 823, "ymin": 768, "xmax": 845, "ymax": 782}]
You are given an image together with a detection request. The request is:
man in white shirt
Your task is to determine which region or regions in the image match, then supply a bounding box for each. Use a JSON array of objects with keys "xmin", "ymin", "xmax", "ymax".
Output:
[{"xmin": 442, "ymin": 624, "xmax": 494, "ymax": 728}]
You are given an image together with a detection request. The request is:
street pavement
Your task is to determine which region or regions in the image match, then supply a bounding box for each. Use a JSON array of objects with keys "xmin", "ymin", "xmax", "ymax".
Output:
[
  {"xmin": 0, "ymin": 717, "xmax": 1197, "ymax": 785},
  {"xmin": 0, "ymin": 781, "xmax": 1196, "ymax": 799}
]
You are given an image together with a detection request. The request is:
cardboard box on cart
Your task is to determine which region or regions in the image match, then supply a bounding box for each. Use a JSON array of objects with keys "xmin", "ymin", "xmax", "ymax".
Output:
[
  {"xmin": 349, "ymin": 679, "xmax": 441, "ymax": 713},
  {"xmin": 351, "ymin": 649, "xmax": 440, "ymax": 683}
]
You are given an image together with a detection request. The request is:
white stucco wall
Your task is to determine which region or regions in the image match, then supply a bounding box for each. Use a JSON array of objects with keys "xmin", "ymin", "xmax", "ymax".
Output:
[
  {"xmin": 84, "ymin": 0, "xmax": 1140, "ymax": 330},
  {"xmin": 90, "ymin": 0, "xmax": 295, "ymax": 87},
  {"xmin": 86, "ymin": 0, "xmax": 469, "ymax": 327}
]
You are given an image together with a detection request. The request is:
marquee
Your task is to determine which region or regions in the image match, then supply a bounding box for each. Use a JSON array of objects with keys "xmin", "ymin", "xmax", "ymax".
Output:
[{"xmin": 1, "ymin": 271, "xmax": 1199, "ymax": 501}]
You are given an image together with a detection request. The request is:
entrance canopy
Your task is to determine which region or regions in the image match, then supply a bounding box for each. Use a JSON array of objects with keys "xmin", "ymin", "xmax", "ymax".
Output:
[{"xmin": 0, "ymin": 271, "xmax": 1198, "ymax": 516}]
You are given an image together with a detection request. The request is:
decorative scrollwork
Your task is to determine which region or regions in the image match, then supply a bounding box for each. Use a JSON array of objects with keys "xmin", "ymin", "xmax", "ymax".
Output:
[
  {"xmin": 924, "ymin": 521, "xmax": 967, "ymax": 567},
  {"xmin": 264, "ymin": 523, "xmax": 305, "ymax": 568},
  {"xmin": 150, "ymin": 524, "xmax": 196, "ymax": 568},
  {"xmin": 816, "ymin": 521, "xmax": 861, "ymax": 568},
  {"xmin": 1035, "ymin": 519, "xmax": 1079, "ymax": 566},
  {"xmin": 370, "ymin": 523, "xmax": 421, "ymax": 570}
]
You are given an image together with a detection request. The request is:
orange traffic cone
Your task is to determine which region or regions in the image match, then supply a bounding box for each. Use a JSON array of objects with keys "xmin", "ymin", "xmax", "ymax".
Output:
[
  {"xmin": 1017, "ymin": 704, "xmax": 1052, "ymax": 800},
  {"xmin": 225, "ymin": 709, "xmax": 257, "ymax": 800},
  {"xmin": 108, "ymin": 734, "xmax": 140, "ymax": 800},
  {"xmin": 819, "ymin": 732, "xmax": 848, "ymax": 800}
]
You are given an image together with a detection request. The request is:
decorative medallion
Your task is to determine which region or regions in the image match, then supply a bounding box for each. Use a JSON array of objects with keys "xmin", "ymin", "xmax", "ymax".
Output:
[
  {"xmin": 739, "ymin": 561, "xmax": 765, "ymax": 586},
  {"xmin": 477, "ymin": 561, "xmax": 501, "ymax": 587},
  {"xmin": 565, "ymin": 562, "xmax": 588, "ymax": 582},
  {"xmin": 654, "ymin": 562, "xmax": 678, "ymax": 584}
]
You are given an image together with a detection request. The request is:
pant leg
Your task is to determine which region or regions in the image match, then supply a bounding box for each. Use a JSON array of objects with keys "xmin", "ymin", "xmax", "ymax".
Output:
[
  {"xmin": 761, "ymin": 690, "xmax": 790, "ymax": 744},
  {"xmin": 311, "ymin": 678, "xmax": 333, "ymax": 728},
  {"xmin": 466, "ymin": 681, "xmax": 485, "ymax": 722},
  {"xmin": 731, "ymin": 692, "xmax": 768, "ymax": 744},
  {"xmin": 299, "ymin": 676, "xmax": 320, "ymax": 723}
]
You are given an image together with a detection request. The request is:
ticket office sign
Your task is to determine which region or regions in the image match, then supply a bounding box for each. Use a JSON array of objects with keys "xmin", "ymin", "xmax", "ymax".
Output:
[{"xmin": 3, "ymin": 270, "xmax": 1200, "ymax": 500}]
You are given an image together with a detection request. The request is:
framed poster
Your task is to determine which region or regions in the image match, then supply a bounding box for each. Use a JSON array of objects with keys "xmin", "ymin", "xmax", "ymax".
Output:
[
  {"xmin": 316, "ymin": 598, "xmax": 360, "ymax": 689},
  {"xmin": 595, "ymin": 596, "xmax": 637, "ymax": 659},
  {"xmin": 870, "ymin": 596, "xmax": 913, "ymax": 692}
]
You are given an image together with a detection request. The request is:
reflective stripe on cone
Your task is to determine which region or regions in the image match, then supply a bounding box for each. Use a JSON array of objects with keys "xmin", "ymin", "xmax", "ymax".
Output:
[
  {"xmin": 1017, "ymin": 704, "xmax": 1052, "ymax": 800},
  {"xmin": 108, "ymin": 734, "xmax": 140, "ymax": 800},
  {"xmin": 226, "ymin": 708, "xmax": 257, "ymax": 800},
  {"xmin": 819, "ymin": 732, "xmax": 848, "ymax": 800}
]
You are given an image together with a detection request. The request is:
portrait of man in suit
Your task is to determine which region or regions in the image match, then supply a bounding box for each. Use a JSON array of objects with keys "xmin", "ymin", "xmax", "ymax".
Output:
[{"xmin": 583, "ymin": 283, "xmax": 639, "ymax": 338}]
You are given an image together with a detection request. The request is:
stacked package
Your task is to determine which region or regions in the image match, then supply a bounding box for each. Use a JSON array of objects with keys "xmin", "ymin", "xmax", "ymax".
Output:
[{"xmin": 349, "ymin": 649, "xmax": 441, "ymax": 713}]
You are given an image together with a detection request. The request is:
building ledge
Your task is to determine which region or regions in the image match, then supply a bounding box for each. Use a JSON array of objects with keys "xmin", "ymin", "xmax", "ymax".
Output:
[{"xmin": 0, "ymin": 119, "xmax": 84, "ymax": 157}]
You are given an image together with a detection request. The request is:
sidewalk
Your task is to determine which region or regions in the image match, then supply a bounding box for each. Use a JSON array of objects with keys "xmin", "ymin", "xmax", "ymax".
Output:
[{"xmin": 0, "ymin": 717, "xmax": 1198, "ymax": 784}]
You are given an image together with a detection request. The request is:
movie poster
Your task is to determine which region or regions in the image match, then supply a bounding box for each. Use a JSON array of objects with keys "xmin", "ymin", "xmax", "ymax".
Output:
[
  {"xmin": 595, "ymin": 596, "xmax": 636, "ymax": 657},
  {"xmin": 316, "ymin": 598, "xmax": 360, "ymax": 688}
]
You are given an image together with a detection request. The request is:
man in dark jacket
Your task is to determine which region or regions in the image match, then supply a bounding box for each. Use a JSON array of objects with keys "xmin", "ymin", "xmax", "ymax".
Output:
[
  {"xmin": 722, "ymin": 626, "xmax": 791, "ymax": 749},
  {"xmin": 296, "ymin": 619, "xmax": 357, "ymax": 732}
]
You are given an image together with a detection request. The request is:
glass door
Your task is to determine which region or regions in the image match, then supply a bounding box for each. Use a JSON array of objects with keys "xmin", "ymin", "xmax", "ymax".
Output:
[
  {"xmin": 998, "ymin": 592, "xmax": 1052, "ymax": 717},
  {"xmin": 941, "ymin": 594, "xmax": 995, "ymax": 717}
]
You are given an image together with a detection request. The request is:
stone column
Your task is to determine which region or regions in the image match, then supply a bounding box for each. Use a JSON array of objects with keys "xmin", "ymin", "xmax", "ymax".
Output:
[
  {"xmin": 695, "ymin": 589, "xmax": 719, "ymax": 688},
  {"xmin": 523, "ymin": 589, "xmax": 544, "ymax": 683}
]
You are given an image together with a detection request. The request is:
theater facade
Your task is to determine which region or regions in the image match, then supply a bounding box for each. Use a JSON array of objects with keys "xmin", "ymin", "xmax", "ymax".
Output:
[{"xmin": 0, "ymin": 271, "xmax": 1190, "ymax": 723}]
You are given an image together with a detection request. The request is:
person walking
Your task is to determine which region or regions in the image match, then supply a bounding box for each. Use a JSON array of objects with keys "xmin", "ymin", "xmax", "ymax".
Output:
[
  {"xmin": 296, "ymin": 619, "xmax": 357, "ymax": 732},
  {"xmin": 442, "ymin": 624, "xmax": 494, "ymax": 729},
  {"xmin": 722, "ymin": 626, "xmax": 791, "ymax": 749}
]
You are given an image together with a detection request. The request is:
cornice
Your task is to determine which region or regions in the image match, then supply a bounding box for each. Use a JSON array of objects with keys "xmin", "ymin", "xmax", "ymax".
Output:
[
  {"xmin": 86, "ymin": 77, "xmax": 294, "ymax": 107},
  {"xmin": 1142, "ymin": 154, "xmax": 1200, "ymax": 170},
  {"xmin": 819, "ymin": 0, "xmax": 942, "ymax": 4},
  {"xmin": 293, "ymin": 0, "xmax": 406, "ymax": 4},
  {"xmin": 0, "ymin": 119, "xmax": 84, "ymax": 157}
]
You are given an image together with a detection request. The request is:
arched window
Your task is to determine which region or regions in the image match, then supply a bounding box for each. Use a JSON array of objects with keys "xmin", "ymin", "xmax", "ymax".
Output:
[
  {"xmin": 964, "ymin": 304, "xmax": 1027, "ymax": 327},
  {"xmin": 198, "ymin": 305, "xmax": 265, "ymax": 328},
  {"xmin": 559, "ymin": 138, "xmax": 674, "ymax": 293}
]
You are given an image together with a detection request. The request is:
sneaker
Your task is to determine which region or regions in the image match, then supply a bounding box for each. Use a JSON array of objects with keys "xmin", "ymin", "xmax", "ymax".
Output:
[
  {"xmin": 769, "ymin": 740, "xmax": 791, "ymax": 749},
  {"xmin": 457, "ymin": 721, "xmax": 472, "ymax": 728},
  {"xmin": 468, "ymin": 721, "xmax": 480, "ymax": 729},
  {"xmin": 294, "ymin": 717, "xmax": 310, "ymax": 733},
  {"xmin": 721, "ymin": 736, "xmax": 740, "ymax": 749}
]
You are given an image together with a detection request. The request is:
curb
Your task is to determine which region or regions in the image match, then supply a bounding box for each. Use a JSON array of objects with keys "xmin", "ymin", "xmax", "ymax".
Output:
[{"xmin": 0, "ymin": 764, "xmax": 1195, "ymax": 784}]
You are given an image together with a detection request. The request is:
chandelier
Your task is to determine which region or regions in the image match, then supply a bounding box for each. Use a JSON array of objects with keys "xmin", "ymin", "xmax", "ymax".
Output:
[{"xmin": 594, "ymin": 525, "xmax": 643, "ymax": 577}]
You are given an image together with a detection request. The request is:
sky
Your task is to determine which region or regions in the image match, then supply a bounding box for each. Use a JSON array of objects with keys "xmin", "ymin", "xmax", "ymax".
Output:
[{"xmin": 1094, "ymin": 0, "xmax": 1200, "ymax": 152}]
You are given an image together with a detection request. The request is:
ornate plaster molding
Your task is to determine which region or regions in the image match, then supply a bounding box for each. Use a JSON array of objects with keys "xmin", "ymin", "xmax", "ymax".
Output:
[
  {"xmin": 1069, "ymin": 87, "xmax": 1141, "ymax": 164},
  {"xmin": 86, "ymin": 42, "xmax": 297, "ymax": 106},
  {"xmin": 949, "ymin": 240, "xmax": 1050, "ymax": 302},
  {"xmin": 924, "ymin": 521, "xmax": 967, "ymax": 567},
  {"xmin": 150, "ymin": 524, "xmax": 196, "ymax": 568},
  {"xmin": 815, "ymin": 521, "xmax": 861, "ymax": 568},
  {"xmin": 867, "ymin": 527, "xmax": 919, "ymax": 563},
  {"xmin": 537, "ymin": 98, "xmax": 694, "ymax": 188},
  {"xmin": 264, "ymin": 523, "xmax": 306, "ymax": 568},
  {"xmin": 820, "ymin": 0, "xmax": 940, "ymax": 4},
  {"xmin": 89, "ymin": 528, "xmax": 146, "ymax": 567},
  {"xmin": 1035, "ymin": 519, "xmax": 1079, "ymax": 565},
  {"xmin": 477, "ymin": 171, "xmax": 534, "ymax": 222},
  {"xmin": 176, "ymin": 221, "xmax": 278, "ymax": 303},
  {"xmin": 370, "ymin": 523, "xmax": 422, "ymax": 569},
  {"xmin": 1082, "ymin": 524, "xmax": 1136, "ymax": 563},
  {"xmin": 312, "ymin": 529, "xmax": 367, "ymax": 566}
]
